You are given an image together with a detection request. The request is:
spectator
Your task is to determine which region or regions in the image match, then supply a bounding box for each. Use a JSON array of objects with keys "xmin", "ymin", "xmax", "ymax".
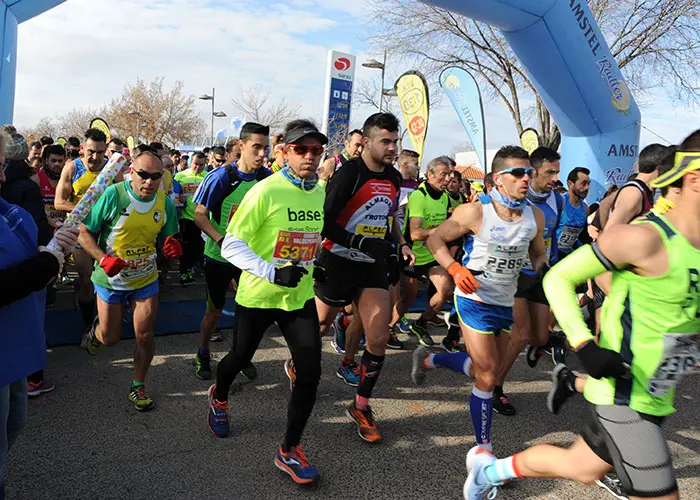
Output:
[{"xmin": 66, "ymin": 137, "xmax": 81, "ymax": 159}]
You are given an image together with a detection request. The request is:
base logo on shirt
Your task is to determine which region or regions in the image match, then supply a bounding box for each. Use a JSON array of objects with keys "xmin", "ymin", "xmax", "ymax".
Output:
[{"xmin": 153, "ymin": 210, "xmax": 162, "ymax": 223}]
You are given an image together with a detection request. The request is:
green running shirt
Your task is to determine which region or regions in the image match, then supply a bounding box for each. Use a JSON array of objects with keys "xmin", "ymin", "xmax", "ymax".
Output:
[
  {"xmin": 174, "ymin": 168, "xmax": 206, "ymax": 221},
  {"xmin": 585, "ymin": 213, "xmax": 700, "ymax": 416},
  {"xmin": 406, "ymin": 183, "xmax": 449, "ymax": 266}
]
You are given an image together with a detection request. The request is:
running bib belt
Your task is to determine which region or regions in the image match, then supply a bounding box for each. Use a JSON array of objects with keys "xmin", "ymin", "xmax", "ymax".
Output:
[
  {"xmin": 38, "ymin": 169, "xmax": 65, "ymax": 226},
  {"xmin": 83, "ymin": 181, "xmax": 178, "ymax": 291},
  {"xmin": 174, "ymin": 168, "xmax": 206, "ymax": 221},
  {"xmin": 522, "ymin": 190, "xmax": 562, "ymax": 273},
  {"xmin": 227, "ymin": 173, "xmax": 325, "ymax": 311},
  {"xmin": 406, "ymin": 183, "xmax": 450, "ymax": 266},
  {"xmin": 554, "ymin": 195, "xmax": 587, "ymax": 260},
  {"xmin": 322, "ymin": 158, "xmax": 401, "ymax": 263},
  {"xmin": 459, "ymin": 201, "xmax": 538, "ymax": 307},
  {"xmin": 71, "ymin": 158, "xmax": 100, "ymax": 203},
  {"xmin": 584, "ymin": 213, "xmax": 700, "ymax": 417}
]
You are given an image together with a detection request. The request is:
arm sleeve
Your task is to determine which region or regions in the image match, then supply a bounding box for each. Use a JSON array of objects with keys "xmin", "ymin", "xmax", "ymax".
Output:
[
  {"xmin": 220, "ymin": 235, "xmax": 276, "ymax": 283},
  {"xmin": 321, "ymin": 163, "xmax": 360, "ymax": 247},
  {"xmin": 161, "ymin": 197, "xmax": 180, "ymax": 237},
  {"xmin": 0, "ymin": 252, "xmax": 60, "ymax": 307},
  {"xmin": 22, "ymin": 182, "xmax": 53, "ymax": 246},
  {"xmin": 542, "ymin": 244, "xmax": 608, "ymax": 349}
]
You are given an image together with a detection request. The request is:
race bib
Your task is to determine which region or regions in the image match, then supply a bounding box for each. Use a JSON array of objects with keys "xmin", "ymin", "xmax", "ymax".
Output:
[
  {"xmin": 228, "ymin": 204, "xmax": 240, "ymax": 222},
  {"xmin": 483, "ymin": 244, "xmax": 526, "ymax": 284},
  {"xmin": 647, "ymin": 333, "xmax": 700, "ymax": 397},
  {"xmin": 118, "ymin": 247, "xmax": 156, "ymax": 280},
  {"xmin": 272, "ymin": 230, "xmax": 320, "ymax": 268},
  {"xmin": 183, "ymin": 183, "xmax": 198, "ymax": 195},
  {"xmin": 557, "ymin": 225, "xmax": 581, "ymax": 250},
  {"xmin": 356, "ymin": 224, "xmax": 387, "ymax": 238}
]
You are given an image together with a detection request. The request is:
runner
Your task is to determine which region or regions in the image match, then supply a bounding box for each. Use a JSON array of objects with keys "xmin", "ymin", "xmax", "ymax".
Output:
[
  {"xmin": 464, "ymin": 131, "xmax": 700, "ymax": 500},
  {"xmin": 495, "ymin": 146, "xmax": 563, "ymax": 416},
  {"xmin": 78, "ymin": 149, "xmax": 181, "ymax": 411},
  {"xmin": 55, "ymin": 128, "xmax": 109, "ymax": 333},
  {"xmin": 313, "ymin": 112, "xmax": 414, "ymax": 443},
  {"xmin": 206, "ymin": 120, "xmax": 327, "ymax": 485},
  {"xmin": 192, "ymin": 122, "xmax": 269, "ymax": 380},
  {"xmin": 173, "ymin": 152, "xmax": 206, "ymax": 285},
  {"xmin": 411, "ymin": 145, "xmax": 546, "ymax": 454},
  {"xmin": 552, "ymin": 167, "xmax": 591, "ymax": 262},
  {"xmin": 36, "ymin": 145, "xmax": 67, "ymax": 232}
]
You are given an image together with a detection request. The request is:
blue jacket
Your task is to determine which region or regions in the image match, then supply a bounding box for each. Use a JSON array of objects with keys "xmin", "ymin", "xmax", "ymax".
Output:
[{"xmin": 0, "ymin": 198, "xmax": 47, "ymax": 386}]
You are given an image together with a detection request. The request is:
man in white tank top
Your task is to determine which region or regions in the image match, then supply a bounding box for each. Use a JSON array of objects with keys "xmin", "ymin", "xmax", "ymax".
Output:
[{"xmin": 410, "ymin": 146, "xmax": 547, "ymax": 457}]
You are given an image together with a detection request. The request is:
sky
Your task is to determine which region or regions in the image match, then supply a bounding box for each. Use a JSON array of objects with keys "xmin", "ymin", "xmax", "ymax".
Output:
[{"xmin": 13, "ymin": 0, "xmax": 697, "ymax": 164}]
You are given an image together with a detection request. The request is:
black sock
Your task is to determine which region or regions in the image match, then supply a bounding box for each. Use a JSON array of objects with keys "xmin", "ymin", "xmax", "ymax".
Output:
[
  {"xmin": 78, "ymin": 299, "xmax": 95, "ymax": 327},
  {"xmin": 494, "ymin": 385, "xmax": 503, "ymax": 396},
  {"xmin": 416, "ymin": 315, "xmax": 427, "ymax": 327},
  {"xmin": 357, "ymin": 350, "xmax": 385, "ymax": 400}
]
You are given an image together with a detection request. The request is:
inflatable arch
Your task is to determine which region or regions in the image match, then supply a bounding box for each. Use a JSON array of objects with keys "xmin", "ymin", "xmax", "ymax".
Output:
[{"xmin": 423, "ymin": 0, "xmax": 641, "ymax": 201}]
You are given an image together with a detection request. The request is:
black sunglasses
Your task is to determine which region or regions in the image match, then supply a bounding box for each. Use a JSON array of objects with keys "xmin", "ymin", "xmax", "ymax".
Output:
[{"xmin": 134, "ymin": 169, "xmax": 164, "ymax": 181}]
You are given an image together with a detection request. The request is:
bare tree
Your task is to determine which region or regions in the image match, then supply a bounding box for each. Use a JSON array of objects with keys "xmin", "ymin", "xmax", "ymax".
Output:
[
  {"xmin": 230, "ymin": 85, "xmax": 301, "ymax": 132},
  {"xmin": 353, "ymin": 79, "xmax": 401, "ymax": 117},
  {"xmin": 21, "ymin": 116, "xmax": 59, "ymax": 141},
  {"xmin": 57, "ymin": 107, "xmax": 100, "ymax": 139},
  {"xmin": 367, "ymin": 0, "xmax": 699, "ymax": 150}
]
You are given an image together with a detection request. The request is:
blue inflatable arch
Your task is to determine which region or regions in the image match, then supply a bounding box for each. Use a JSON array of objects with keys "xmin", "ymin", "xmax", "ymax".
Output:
[{"xmin": 423, "ymin": 0, "xmax": 641, "ymax": 201}]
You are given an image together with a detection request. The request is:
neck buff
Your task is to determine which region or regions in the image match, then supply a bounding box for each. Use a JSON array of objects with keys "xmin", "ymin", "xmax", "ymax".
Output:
[
  {"xmin": 281, "ymin": 165, "xmax": 317, "ymax": 192},
  {"xmin": 527, "ymin": 182, "xmax": 550, "ymax": 204},
  {"xmin": 490, "ymin": 186, "xmax": 528, "ymax": 211},
  {"xmin": 43, "ymin": 167, "xmax": 61, "ymax": 180}
]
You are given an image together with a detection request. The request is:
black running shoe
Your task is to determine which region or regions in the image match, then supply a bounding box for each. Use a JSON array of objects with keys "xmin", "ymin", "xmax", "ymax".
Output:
[
  {"xmin": 492, "ymin": 392, "xmax": 516, "ymax": 416},
  {"xmin": 596, "ymin": 472, "xmax": 628, "ymax": 500},
  {"xmin": 547, "ymin": 363, "xmax": 577, "ymax": 414},
  {"xmin": 526, "ymin": 344, "xmax": 545, "ymax": 368}
]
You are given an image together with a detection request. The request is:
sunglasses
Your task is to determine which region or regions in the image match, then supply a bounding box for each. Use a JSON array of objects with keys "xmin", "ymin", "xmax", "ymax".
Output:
[
  {"xmin": 134, "ymin": 169, "xmax": 164, "ymax": 181},
  {"xmin": 214, "ymin": 158, "xmax": 225, "ymax": 164},
  {"xmin": 287, "ymin": 144, "xmax": 325, "ymax": 156},
  {"xmin": 500, "ymin": 167, "xmax": 534, "ymax": 178}
]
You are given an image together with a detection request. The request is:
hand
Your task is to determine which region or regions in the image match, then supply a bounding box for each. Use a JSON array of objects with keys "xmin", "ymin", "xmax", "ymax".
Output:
[
  {"xmin": 447, "ymin": 262, "xmax": 480, "ymax": 295},
  {"xmin": 354, "ymin": 235, "xmax": 396, "ymax": 260},
  {"xmin": 53, "ymin": 226, "xmax": 80, "ymax": 255},
  {"xmin": 274, "ymin": 261, "xmax": 308, "ymax": 288},
  {"xmin": 312, "ymin": 263, "xmax": 327, "ymax": 284},
  {"xmin": 100, "ymin": 255, "xmax": 128, "ymax": 277},
  {"xmin": 400, "ymin": 243, "xmax": 416, "ymax": 267},
  {"xmin": 537, "ymin": 262, "xmax": 551, "ymax": 280},
  {"xmin": 163, "ymin": 236, "xmax": 183, "ymax": 259},
  {"xmin": 576, "ymin": 341, "xmax": 629, "ymax": 379}
]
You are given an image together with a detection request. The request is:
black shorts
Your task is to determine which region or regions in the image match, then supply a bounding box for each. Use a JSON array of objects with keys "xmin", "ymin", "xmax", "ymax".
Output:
[
  {"xmin": 314, "ymin": 249, "xmax": 389, "ymax": 307},
  {"xmin": 581, "ymin": 404, "xmax": 677, "ymax": 498},
  {"xmin": 515, "ymin": 272, "xmax": 548, "ymax": 305},
  {"xmin": 402, "ymin": 260, "xmax": 440, "ymax": 279},
  {"xmin": 204, "ymin": 257, "xmax": 242, "ymax": 310}
]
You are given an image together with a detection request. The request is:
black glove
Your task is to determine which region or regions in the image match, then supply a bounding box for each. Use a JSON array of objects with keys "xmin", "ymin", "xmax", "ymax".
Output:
[
  {"xmin": 537, "ymin": 262, "xmax": 551, "ymax": 280},
  {"xmin": 274, "ymin": 262, "xmax": 308, "ymax": 288},
  {"xmin": 312, "ymin": 262, "xmax": 327, "ymax": 284},
  {"xmin": 386, "ymin": 253, "xmax": 400, "ymax": 285},
  {"xmin": 352, "ymin": 234, "xmax": 396, "ymax": 260},
  {"xmin": 576, "ymin": 341, "xmax": 629, "ymax": 379}
]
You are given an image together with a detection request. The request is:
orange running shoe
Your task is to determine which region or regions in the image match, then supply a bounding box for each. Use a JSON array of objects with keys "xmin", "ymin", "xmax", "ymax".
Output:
[{"xmin": 346, "ymin": 402, "xmax": 382, "ymax": 443}]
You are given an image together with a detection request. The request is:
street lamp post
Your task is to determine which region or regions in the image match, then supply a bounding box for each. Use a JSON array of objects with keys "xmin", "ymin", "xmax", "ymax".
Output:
[
  {"xmin": 199, "ymin": 88, "xmax": 228, "ymax": 146},
  {"xmin": 362, "ymin": 50, "xmax": 387, "ymax": 112}
]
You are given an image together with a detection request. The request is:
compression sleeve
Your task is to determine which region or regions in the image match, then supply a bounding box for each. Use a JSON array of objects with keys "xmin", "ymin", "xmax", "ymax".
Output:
[
  {"xmin": 220, "ymin": 234, "xmax": 276, "ymax": 283},
  {"xmin": 542, "ymin": 244, "xmax": 608, "ymax": 349}
]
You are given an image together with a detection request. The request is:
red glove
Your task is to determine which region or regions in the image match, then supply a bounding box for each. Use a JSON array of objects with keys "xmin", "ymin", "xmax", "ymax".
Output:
[
  {"xmin": 163, "ymin": 236, "xmax": 183, "ymax": 259},
  {"xmin": 447, "ymin": 262, "xmax": 480, "ymax": 295},
  {"xmin": 100, "ymin": 255, "xmax": 128, "ymax": 277}
]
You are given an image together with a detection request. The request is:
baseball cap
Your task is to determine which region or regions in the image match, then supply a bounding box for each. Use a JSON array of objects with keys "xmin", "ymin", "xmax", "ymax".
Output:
[
  {"xmin": 283, "ymin": 124, "xmax": 328, "ymax": 145},
  {"xmin": 651, "ymin": 151, "xmax": 700, "ymax": 188}
]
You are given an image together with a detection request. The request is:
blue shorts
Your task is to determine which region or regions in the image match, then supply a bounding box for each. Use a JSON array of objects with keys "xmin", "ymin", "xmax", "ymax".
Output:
[
  {"xmin": 94, "ymin": 280, "xmax": 159, "ymax": 305},
  {"xmin": 454, "ymin": 295, "xmax": 513, "ymax": 336}
]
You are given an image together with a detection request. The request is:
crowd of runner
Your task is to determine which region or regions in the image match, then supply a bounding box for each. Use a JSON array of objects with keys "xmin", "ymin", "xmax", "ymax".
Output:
[{"xmin": 0, "ymin": 114, "xmax": 698, "ymax": 500}]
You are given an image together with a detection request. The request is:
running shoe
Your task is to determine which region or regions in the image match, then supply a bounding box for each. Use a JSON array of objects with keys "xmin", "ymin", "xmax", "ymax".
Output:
[
  {"xmin": 346, "ymin": 402, "xmax": 382, "ymax": 443},
  {"xmin": 330, "ymin": 313, "xmax": 346, "ymax": 354},
  {"xmin": 81, "ymin": 317, "xmax": 103, "ymax": 356},
  {"xmin": 179, "ymin": 273, "xmax": 190, "ymax": 285},
  {"xmin": 463, "ymin": 446, "xmax": 499, "ymax": 500},
  {"xmin": 207, "ymin": 384, "xmax": 229, "ymax": 437},
  {"xmin": 492, "ymin": 391, "xmax": 516, "ymax": 416},
  {"xmin": 210, "ymin": 328, "xmax": 225, "ymax": 342},
  {"xmin": 274, "ymin": 445, "xmax": 319, "ymax": 485},
  {"xmin": 396, "ymin": 315, "xmax": 411, "ymax": 334},
  {"xmin": 551, "ymin": 346, "xmax": 568, "ymax": 365},
  {"xmin": 596, "ymin": 472, "xmax": 628, "ymax": 500},
  {"xmin": 193, "ymin": 352, "xmax": 211, "ymax": 380},
  {"xmin": 241, "ymin": 362, "xmax": 258, "ymax": 381},
  {"xmin": 411, "ymin": 345, "xmax": 428, "ymax": 386},
  {"xmin": 440, "ymin": 337, "xmax": 463, "ymax": 353},
  {"xmin": 410, "ymin": 321, "xmax": 435, "ymax": 347},
  {"xmin": 129, "ymin": 385, "xmax": 154, "ymax": 412},
  {"xmin": 359, "ymin": 332, "xmax": 366, "ymax": 347},
  {"xmin": 547, "ymin": 363, "xmax": 577, "ymax": 415},
  {"xmin": 386, "ymin": 332, "xmax": 404, "ymax": 350},
  {"xmin": 337, "ymin": 363, "xmax": 360, "ymax": 387},
  {"xmin": 284, "ymin": 359, "xmax": 296, "ymax": 391},
  {"xmin": 27, "ymin": 379, "xmax": 56, "ymax": 397},
  {"xmin": 526, "ymin": 344, "xmax": 546, "ymax": 368}
]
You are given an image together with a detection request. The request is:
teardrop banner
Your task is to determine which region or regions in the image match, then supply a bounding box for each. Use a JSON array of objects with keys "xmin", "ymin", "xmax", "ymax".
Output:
[
  {"xmin": 89, "ymin": 117, "xmax": 111, "ymax": 142},
  {"xmin": 395, "ymin": 71, "xmax": 430, "ymax": 161},
  {"xmin": 520, "ymin": 128, "xmax": 540, "ymax": 154}
]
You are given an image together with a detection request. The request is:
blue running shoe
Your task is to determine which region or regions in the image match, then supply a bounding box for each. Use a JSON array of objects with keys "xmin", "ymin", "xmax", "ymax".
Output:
[
  {"xmin": 396, "ymin": 315, "xmax": 411, "ymax": 334},
  {"xmin": 359, "ymin": 332, "xmax": 366, "ymax": 347},
  {"xmin": 331, "ymin": 313, "xmax": 346, "ymax": 354},
  {"xmin": 463, "ymin": 446, "xmax": 499, "ymax": 500},
  {"xmin": 207, "ymin": 385, "xmax": 229, "ymax": 438},
  {"xmin": 336, "ymin": 362, "xmax": 360, "ymax": 387},
  {"xmin": 275, "ymin": 445, "xmax": 319, "ymax": 484}
]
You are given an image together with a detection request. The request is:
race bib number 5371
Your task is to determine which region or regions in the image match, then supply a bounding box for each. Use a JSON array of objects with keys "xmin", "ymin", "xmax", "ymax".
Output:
[{"xmin": 272, "ymin": 230, "xmax": 320, "ymax": 268}]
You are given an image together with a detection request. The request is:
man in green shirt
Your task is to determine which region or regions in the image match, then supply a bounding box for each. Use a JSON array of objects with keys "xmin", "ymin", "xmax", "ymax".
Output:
[
  {"xmin": 192, "ymin": 123, "xmax": 270, "ymax": 380},
  {"xmin": 206, "ymin": 120, "xmax": 327, "ymax": 486},
  {"xmin": 464, "ymin": 131, "xmax": 700, "ymax": 500},
  {"xmin": 174, "ymin": 152, "xmax": 207, "ymax": 284},
  {"xmin": 395, "ymin": 156, "xmax": 453, "ymax": 347},
  {"xmin": 78, "ymin": 150, "xmax": 181, "ymax": 411}
]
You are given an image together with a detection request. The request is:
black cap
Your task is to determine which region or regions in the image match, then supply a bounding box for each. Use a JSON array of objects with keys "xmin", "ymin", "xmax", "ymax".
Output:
[{"xmin": 283, "ymin": 125, "xmax": 328, "ymax": 145}]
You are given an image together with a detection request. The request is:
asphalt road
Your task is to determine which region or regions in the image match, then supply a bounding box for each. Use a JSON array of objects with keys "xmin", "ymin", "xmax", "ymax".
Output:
[{"xmin": 6, "ymin": 324, "xmax": 700, "ymax": 500}]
